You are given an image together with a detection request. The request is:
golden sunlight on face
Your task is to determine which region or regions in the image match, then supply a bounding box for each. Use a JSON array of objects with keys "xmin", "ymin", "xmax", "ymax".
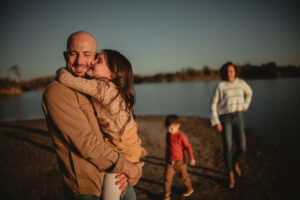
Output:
[
  {"xmin": 86, "ymin": 52, "xmax": 115, "ymax": 80},
  {"xmin": 66, "ymin": 32, "xmax": 97, "ymax": 77},
  {"xmin": 227, "ymin": 65, "xmax": 236, "ymax": 82},
  {"xmin": 168, "ymin": 123, "xmax": 180, "ymax": 134}
]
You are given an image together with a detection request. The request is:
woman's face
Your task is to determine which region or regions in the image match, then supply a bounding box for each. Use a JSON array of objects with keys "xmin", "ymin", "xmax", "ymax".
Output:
[
  {"xmin": 86, "ymin": 52, "xmax": 115, "ymax": 80},
  {"xmin": 227, "ymin": 65, "xmax": 236, "ymax": 82}
]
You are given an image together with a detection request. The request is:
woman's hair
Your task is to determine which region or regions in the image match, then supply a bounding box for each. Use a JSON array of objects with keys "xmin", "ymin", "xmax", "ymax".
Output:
[
  {"xmin": 102, "ymin": 49, "xmax": 136, "ymax": 118},
  {"xmin": 219, "ymin": 61, "xmax": 238, "ymax": 81}
]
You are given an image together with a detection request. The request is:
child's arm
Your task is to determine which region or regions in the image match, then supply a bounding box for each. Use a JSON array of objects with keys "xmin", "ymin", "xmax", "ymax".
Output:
[
  {"xmin": 56, "ymin": 68, "xmax": 99, "ymax": 97},
  {"xmin": 181, "ymin": 133, "xmax": 196, "ymax": 166}
]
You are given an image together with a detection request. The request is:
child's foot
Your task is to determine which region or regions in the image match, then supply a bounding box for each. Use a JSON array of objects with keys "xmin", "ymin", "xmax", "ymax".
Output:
[
  {"xmin": 183, "ymin": 188, "xmax": 194, "ymax": 197},
  {"xmin": 163, "ymin": 193, "xmax": 171, "ymax": 200},
  {"xmin": 234, "ymin": 162, "xmax": 242, "ymax": 177},
  {"xmin": 229, "ymin": 171, "xmax": 235, "ymax": 189}
]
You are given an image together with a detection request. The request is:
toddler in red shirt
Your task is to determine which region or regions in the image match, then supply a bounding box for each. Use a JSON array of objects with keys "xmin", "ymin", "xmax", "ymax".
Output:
[{"xmin": 163, "ymin": 115, "xmax": 196, "ymax": 200}]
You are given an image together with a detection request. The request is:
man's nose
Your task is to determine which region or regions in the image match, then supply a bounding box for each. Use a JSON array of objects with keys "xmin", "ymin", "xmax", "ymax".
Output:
[{"xmin": 75, "ymin": 54, "xmax": 85, "ymax": 65}]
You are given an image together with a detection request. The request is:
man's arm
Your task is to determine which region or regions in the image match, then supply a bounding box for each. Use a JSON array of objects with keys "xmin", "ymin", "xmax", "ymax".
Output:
[
  {"xmin": 43, "ymin": 81, "xmax": 124, "ymax": 172},
  {"xmin": 43, "ymin": 81, "xmax": 143, "ymax": 185}
]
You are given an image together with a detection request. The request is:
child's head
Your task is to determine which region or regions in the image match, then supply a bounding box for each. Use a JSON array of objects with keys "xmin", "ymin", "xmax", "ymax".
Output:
[
  {"xmin": 165, "ymin": 115, "xmax": 181, "ymax": 134},
  {"xmin": 89, "ymin": 49, "xmax": 136, "ymax": 116},
  {"xmin": 86, "ymin": 51, "xmax": 116, "ymax": 80}
]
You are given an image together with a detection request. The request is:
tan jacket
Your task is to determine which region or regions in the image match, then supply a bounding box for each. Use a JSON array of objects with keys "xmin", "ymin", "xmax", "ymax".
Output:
[{"xmin": 42, "ymin": 81, "xmax": 125, "ymax": 197}]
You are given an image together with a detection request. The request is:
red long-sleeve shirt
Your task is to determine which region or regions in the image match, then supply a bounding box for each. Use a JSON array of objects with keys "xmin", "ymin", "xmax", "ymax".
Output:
[{"xmin": 166, "ymin": 131, "xmax": 195, "ymax": 162}]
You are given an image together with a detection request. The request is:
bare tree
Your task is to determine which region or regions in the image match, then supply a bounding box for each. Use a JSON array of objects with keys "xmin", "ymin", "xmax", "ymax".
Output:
[{"xmin": 8, "ymin": 65, "xmax": 21, "ymax": 81}]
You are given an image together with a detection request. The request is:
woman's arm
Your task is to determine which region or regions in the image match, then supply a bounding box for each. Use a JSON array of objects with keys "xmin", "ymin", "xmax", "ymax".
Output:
[
  {"xmin": 56, "ymin": 68, "xmax": 99, "ymax": 97},
  {"xmin": 210, "ymin": 85, "xmax": 221, "ymax": 126},
  {"xmin": 242, "ymin": 80, "xmax": 253, "ymax": 110}
]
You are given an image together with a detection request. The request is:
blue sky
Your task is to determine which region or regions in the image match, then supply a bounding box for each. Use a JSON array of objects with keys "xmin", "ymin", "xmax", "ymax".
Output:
[{"xmin": 0, "ymin": 0, "xmax": 299, "ymax": 80}]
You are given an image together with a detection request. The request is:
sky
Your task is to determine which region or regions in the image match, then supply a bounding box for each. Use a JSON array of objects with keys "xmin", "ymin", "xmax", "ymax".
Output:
[{"xmin": 0, "ymin": 0, "xmax": 299, "ymax": 80}]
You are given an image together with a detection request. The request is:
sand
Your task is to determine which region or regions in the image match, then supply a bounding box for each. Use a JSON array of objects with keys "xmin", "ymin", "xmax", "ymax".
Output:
[{"xmin": 0, "ymin": 116, "xmax": 299, "ymax": 200}]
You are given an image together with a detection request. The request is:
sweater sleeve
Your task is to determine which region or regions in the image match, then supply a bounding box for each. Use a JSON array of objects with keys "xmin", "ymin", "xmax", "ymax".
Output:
[
  {"xmin": 181, "ymin": 133, "xmax": 195, "ymax": 161},
  {"xmin": 242, "ymin": 80, "xmax": 253, "ymax": 110},
  {"xmin": 211, "ymin": 84, "xmax": 221, "ymax": 126},
  {"xmin": 57, "ymin": 68, "xmax": 99, "ymax": 97}
]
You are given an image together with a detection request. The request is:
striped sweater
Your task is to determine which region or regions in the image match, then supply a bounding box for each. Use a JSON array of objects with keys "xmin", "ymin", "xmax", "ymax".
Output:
[{"xmin": 210, "ymin": 78, "xmax": 253, "ymax": 126}]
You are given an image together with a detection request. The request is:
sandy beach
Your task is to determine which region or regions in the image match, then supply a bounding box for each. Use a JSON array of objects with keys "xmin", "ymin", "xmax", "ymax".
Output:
[{"xmin": 0, "ymin": 116, "xmax": 298, "ymax": 200}]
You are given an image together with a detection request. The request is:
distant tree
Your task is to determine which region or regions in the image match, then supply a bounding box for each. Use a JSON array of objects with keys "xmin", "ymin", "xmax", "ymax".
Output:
[
  {"xmin": 8, "ymin": 65, "xmax": 21, "ymax": 81},
  {"xmin": 203, "ymin": 66, "xmax": 211, "ymax": 75}
]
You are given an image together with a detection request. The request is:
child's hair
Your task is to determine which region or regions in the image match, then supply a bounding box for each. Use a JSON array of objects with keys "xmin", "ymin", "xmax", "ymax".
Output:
[
  {"xmin": 102, "ymin": 49, "xmax": 136, "ymax": 118},
  {"xmin": 219, "ymin": 61, "xmax": 239, "ymax": 81},
  {"xmin": 165, "ymin": 114, "xmax": 180, "ymax": 127}
]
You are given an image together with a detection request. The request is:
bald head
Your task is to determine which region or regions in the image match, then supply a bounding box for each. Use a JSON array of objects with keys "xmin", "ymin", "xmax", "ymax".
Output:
[
  {"xmin": 64, "ymin": 31, "xmax": 98, "ymax": 77},
  {"xmin": 67, "ymin": 31, "xmax": 97, "ymax": 51}
]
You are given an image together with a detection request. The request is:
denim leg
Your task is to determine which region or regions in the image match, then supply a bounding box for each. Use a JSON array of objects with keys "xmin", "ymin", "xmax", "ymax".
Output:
[
  {"xmin": 220, "ymin": 114, "xmax": 233, "ymax": 172},
  {"xmin": 232, "ymin": 112, "xmax": 246, "ymax": 164},
  {"xmin": 120, "ymin": 186, "xmax": 136, "ymax": 200}
]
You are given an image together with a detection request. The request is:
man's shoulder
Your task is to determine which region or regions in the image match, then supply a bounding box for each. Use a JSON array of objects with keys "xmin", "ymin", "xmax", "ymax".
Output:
[{"xmin": 43, "ymin": 80, "xmax": 76, "ymax": 101}]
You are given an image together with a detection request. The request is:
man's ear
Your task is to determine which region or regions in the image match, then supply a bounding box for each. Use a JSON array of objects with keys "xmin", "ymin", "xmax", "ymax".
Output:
[{"xmin": 63, "ymin": 51, "xmax": 68, "ymax": 61}]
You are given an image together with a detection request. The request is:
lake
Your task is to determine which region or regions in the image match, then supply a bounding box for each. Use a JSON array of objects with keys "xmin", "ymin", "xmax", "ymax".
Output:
[{"xmin": 1, "ymin": 78, "xmax": 300, "ymax": 155}]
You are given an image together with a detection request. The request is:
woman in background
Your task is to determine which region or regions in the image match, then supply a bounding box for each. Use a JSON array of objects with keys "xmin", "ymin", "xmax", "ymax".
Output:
[{"xmin": 210, "ymin": 61, "xmax": 252, "ymax": 189}]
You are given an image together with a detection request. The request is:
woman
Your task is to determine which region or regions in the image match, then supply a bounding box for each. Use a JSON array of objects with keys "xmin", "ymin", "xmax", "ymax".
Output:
[{"xmin": 210, "ymin": 61, "xmax": 252, "ymax": 188}]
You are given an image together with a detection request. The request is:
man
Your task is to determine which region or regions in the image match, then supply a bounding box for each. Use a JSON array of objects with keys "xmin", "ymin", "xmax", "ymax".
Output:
[{"xmin": 42, "ymin": 31, "xmax": 143, "ymax": 199}]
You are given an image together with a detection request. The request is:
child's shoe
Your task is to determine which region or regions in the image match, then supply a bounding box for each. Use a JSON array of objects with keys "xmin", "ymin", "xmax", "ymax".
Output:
[
  {"xmin": 183, "ymin": 188, "xmax": 194, "ymax": 197},
  {"xmin": 163, "ymin": 193, "xmax": 171, "ymax": 200}
]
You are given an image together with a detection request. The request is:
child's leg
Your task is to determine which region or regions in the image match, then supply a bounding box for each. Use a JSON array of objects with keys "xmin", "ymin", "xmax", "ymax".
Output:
[
  {"xmin": 164, "ymin": 163, "xmax": 175, "ymax": 195},
  {"xmin": 176, "ymin": 161, "xmax": 192, "ymax": 190},
  {"xmin": 102, "ymin": 173, "xmax": 122, "ymax": 200}
]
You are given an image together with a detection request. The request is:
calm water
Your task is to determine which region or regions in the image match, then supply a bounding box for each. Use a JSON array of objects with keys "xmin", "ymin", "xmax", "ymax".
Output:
[{"xmin": 1, "ymin": 78, "xmax": 300, "ymax": 154}]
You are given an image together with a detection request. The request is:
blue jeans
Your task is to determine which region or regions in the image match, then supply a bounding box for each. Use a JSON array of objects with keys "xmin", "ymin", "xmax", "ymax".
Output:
[
  {"xmin": 66, "ymin": 186, "xmax": 136, "ymax": 200},
  {"xmin": 120, "ymin": 186, "xmax": 136, "ymax": 200},
  {"xmin": 220, "ymin": 111, "xmax": 246, "ymax": 172}
]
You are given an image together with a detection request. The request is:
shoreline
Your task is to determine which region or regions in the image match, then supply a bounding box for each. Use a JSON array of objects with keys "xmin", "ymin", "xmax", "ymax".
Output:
[
  {"xmin": 0, "ymin": 116, "xmax": 299, "ymax": 199},
  {"xmin": 1, "ymin": 76, "xmax": 300, "ymax": 97}
]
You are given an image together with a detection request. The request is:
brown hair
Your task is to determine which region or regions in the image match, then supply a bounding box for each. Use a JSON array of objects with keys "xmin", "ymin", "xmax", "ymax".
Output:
[
  {"xmin": 165, "ymin": 114, "xmax": 180, "ymax": 127},
  {"xmin": 219, "ymin": 61, "xmax": 238, "ymax": 81},
  {"xmin": 102, "ymin": 49, "xmax": 136, "ymax": 118}
]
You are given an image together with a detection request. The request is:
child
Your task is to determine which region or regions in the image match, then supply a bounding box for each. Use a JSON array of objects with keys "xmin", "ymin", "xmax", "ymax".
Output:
[
  {"xmin": 56, "ymin": 49, "xmax": 146, "ymax": 200},
  {"xmin": 163, "ymin": 115, "xmax": 196, "ymax": 200}
]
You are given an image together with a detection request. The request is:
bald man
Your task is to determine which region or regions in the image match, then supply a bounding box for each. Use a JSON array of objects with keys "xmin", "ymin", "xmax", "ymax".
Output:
[{"xmin": 42, "ymin": 31, "xmax": 143, "ymax": 200}]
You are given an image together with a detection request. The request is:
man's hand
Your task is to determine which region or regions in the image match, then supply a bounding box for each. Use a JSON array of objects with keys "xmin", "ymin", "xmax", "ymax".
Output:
[
  {"xmin": 215, "ymin": 123, "xmax": 223, "ymax": 132},
  {"xmin": 122, "ymin": 159, "xmax": 144, "ymax": 186},
  {"xmin": 115, "ymin": 173, "xmax": 128, "ymax": 191}
]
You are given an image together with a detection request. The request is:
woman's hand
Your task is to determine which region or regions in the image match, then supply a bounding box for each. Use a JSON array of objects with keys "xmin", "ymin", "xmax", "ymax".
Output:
[{"xmin": 215, "ymin": 123, "xmax": 223, "ymax": 132}]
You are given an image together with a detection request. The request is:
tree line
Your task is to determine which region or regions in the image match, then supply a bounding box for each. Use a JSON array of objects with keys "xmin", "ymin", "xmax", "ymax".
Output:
[{"xmin": 1, "ymin": 62, "xmax": 300, "ymax": 95}]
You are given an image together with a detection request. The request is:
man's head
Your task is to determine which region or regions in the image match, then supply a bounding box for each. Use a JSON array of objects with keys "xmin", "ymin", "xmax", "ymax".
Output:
[
  {"xmin": 165, "ymin": 114, "xmax": 181, "ymax": 134},
  {"xmin": 64, "ymin": 31, "xmax": 97, "ymax": 77}
]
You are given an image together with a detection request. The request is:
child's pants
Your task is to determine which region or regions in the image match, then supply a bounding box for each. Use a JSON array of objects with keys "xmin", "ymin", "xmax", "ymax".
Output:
[
  {"xmin": 102, "ymin": 173, "xmax": 121, "ymax": 200},
  {"xmin": 164, "ymin": 160, "xmax": 192, "ymax": 194}
]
